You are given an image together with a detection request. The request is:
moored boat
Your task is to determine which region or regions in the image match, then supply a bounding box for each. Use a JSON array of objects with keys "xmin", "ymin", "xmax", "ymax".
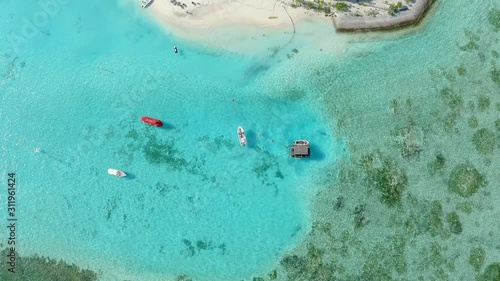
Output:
[
  {"xmin": 108, "ymin": 168, "xmax": 127, "ymax": 178},
  {"xmin": 141, "ymin": 116, "xmax": 163, "ymax": 127},
  {"xmin": 237, "ymin": 126, "xmax": 247, "ymax": 146},
  {"xmin": 141, "ymin": 0, "xmax": 152, "ymax": 8},
  {"xmin": 294, "ymin": 140, "xmax": 309, "ymax": 146},
  {"xmin": 173, "ymin": 46, "xmax": 178, "ymax": 53}
]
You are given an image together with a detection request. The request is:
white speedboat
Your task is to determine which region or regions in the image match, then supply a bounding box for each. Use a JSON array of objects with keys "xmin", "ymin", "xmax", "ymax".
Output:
[
  {"xmin": 237, "ymin": 126, "xmax": 247, "ymax": 146},
  {"xmin": 141, "ymin": 0, "xmax": 152, "ymax": 8},
  {"xmin": 108, "ymin": 168, "xmax": 127, "ymax": 178}
]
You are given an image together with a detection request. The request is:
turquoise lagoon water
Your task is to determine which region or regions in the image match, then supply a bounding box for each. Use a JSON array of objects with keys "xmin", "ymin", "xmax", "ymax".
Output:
[
  {"xmin": 1, "ymin": 0, "xmax": 500, "ymax": 280},
  {"xmin": 0, "ymin": 0, "xmax": 342, "ymax": 280}
]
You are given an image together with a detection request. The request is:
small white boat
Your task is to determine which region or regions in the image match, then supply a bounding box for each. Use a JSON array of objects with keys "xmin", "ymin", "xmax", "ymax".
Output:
[
  {"xmin": 141, "ymin": 0, "xmax": 152, "ymax": 8},
  {"xmin": 173, "ymin": 46, "xmax": 178, "ymax": 53},
  {"xmin": 237, "ymin": 126, "xmax": 247, "ymax": 146},
  {"xmin": 294, "ymin": 140, "xmax": 309, "ymax": 145},
  {"xmin": 108, "ymin": 168, "xmax": 127, "ymax": 178}
]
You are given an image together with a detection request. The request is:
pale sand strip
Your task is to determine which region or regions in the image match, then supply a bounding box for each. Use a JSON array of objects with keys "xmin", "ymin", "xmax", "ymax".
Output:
[
  {"xmin": 132, "ymin": 0, "xmax": 436, "ymax": 34},
  {"xmin": 128, "ymin": 0, "xmax": 332, "ymax": 51},
  {"xmin": 333, "ymin": 0, "xmax": 435, "ymax": 31}
]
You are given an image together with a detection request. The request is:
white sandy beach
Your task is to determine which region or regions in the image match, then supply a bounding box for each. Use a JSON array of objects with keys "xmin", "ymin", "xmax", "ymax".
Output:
[
  {"xmin": 126, "ymin": 0, "xmax": 338, "ymax": 53},
  {"xmin": 125, "ymin": 0, "xmax": 431, "ymax": 53}
]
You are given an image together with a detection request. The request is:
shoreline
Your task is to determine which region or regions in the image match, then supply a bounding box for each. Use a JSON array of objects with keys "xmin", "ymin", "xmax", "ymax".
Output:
[
  {"xmin": 129, "ymin": 0, "xmax": 333, "ymax": 52},
  {"xmin": 332, "ymin": 0, "xmax": 435, "ymax": 32},
  {"xmin": 129, "ymin": 0, "xmax": 435, "ymax": 49}
]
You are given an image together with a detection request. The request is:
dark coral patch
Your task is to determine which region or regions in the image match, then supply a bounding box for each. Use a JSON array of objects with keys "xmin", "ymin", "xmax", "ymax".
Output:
[{"xmin": 448, "ymin": 163, "xmax": 487, "ymax": 197}]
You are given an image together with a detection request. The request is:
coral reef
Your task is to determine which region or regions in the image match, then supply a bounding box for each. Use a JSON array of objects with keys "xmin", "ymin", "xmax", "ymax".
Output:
[
  {"xmin": 456, "ymin": 64, "xmax": 467, "ymax": 76},
  {"xmin": 143, "ymin": 135, "xmax": 188, "ymax": 168},
  {"xmin": 456, "ymin": 201, "xmax": 474, "ymax": 214},
  {"xmin": 472, "ymin": 128, "xmax": 496, "ymax": 155},
  {"xmin": 427, "ymin": 153, "xmax": 446, "ymax": 176},
  {"xmin": 445, "ymin": 211, "xmax": 462, "ymax": 234},
  {"xmin": 395, "ymin": 126, "xmax": 423, "ymax": 159},
  {"xmin": 478, "ymin": 95, "xmax": 491, "ymax": 111},
  {"xmin": 363, "ymin": 152, "xmax": 408, "ymax": 207},
  {"xmin": 280, "ymin": 244, "xmax": 335, "ymax": 281},
  {"xmin": 488, "ymin": 8, "xmax": 500, "ymax": 31},
  {"xmin": 428, "ymin": 200, "xmax": 445, "ymax": 237},
  {"xmin": 448, "ymin": 163, "xmax": 487, "ymax": 197},
  {"xmin": 176, "ymin": 275, "xmax": 193, "ymax": 281},
  {"xmin": 491, "ymin": 66, "xmax": 500, "ymax": 87},
  {"xmin": 480, "ymin": 263, "xmax": 500, "ymax": 281},
  {"xmin": 468, "ymin": 116, "xmax": 479, "ymax": 128},
  {"xmin": 334, "ymin": 195, "xmax": 346, "ymax": 210},
  {"xmin": 469, "ymin": 247, "xmax": 486, "ymax": 272},
  {"xmin": 354, "ymin": 204, "xmax": 369, "ymax": 228},
  {"xmin": 439, "ymin": 87, "xmax": 464, "ymax": 132},
  {"xmin": 268, "ymin": 269, "xmax": 278, "ymax": 280}
]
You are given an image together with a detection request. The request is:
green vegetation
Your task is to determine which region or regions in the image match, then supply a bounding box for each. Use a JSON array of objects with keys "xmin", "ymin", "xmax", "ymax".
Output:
[
  {"xmin": 480, "ymin": 263, "xmax": 500, "ymax": 281},
  {"xmin": 472, "ymin": 128, "xmax": 496, "ymax": 155},
  {"xmin": 448, "ymin": 163, "xmax": 487, "ymax": 197},
  {"xmin": 493, "ymin": 50, "xmax": 500, "ymax": 59},
  {"xmin": 335, "ymin": 2, "xmax": 348, "ymax": 11},
  {"xmin": 495, "ymin": 119, "xmax": 500, "ymax": 132},
  {"xmin": 388, "ymin": 2, "xmax": 403, "ymax": 16},
  {"xmin": 0, "ymin": 248, "xmax": 98, "ymax": 281},
  {"xmin": 446, "ymin": 211, "xmax": 462, "ymax": 234},
  {"xmin": 468, "ymin": 116, "xmax": 479, "ymax": 128},
  {"xmin": 488, "ymin": 8, "xmax": 500, "ymax": 31},
  {"xmin": 469, "ymin": 247, "xmax": 486, "ymax": 272}
]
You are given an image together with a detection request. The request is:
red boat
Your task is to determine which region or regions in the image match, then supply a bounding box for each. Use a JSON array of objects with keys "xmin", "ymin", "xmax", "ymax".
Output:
[{"xmin": 141, "ymin": 116, "xmax": 163, "ymax": 127}]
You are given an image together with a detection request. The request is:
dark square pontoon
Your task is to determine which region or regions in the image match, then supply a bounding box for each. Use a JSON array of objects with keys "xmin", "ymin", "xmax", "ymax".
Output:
[{"xmin": 290, "ymin": 140, "xmax": 310, "ymax": 158}]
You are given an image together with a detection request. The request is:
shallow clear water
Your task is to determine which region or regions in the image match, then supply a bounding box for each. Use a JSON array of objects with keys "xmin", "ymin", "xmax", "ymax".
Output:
[
  {"xmin": 0, "ymin": 0, "xmax": 342, "ymax": 280},
  {"xmin": 1, "ymin": 0, "xmax": 499, "ymax": 280}
]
